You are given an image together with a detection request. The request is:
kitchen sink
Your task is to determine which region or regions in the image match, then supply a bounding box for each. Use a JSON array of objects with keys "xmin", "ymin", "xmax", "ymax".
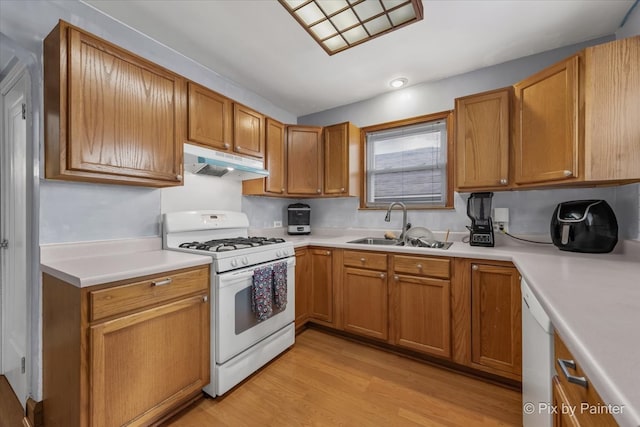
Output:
[
  {"xmin": 346, "ymin": 237, "xmax": 454, "ymax": 250},
  {"xmin": 346, "ymin": 237, "xmax": 402, "ymax": 246}
]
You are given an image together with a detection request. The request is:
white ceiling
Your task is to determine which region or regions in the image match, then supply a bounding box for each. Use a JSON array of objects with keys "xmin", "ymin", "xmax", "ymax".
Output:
[{"xmin": 82, "ymin": 0, "xmax": 634, "ymax": 117}]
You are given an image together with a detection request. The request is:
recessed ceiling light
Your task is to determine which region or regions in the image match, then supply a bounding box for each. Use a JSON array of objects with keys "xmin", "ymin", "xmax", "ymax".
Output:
[
  {"xmin": 389, "ymin": 77, "xmax": 408, "ymax": 88},
  {"xmin": 278, "ymin": 0, "xmax": 424, "ymax": 55}
]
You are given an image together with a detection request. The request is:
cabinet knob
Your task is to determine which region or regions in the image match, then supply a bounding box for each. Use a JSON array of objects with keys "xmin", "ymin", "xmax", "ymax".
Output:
[
  {"xmin": 472, "ymin": 264, "xmax": 478, "ymax": 271},
  {"xmin": 224, "ymin": 143, "xmax": 230, "ymax": 149},
  {"xmin": 499, "ymin": 179, "xmax": 507, "ymax": 185},
  {"xmin": 380, "ymin": 273, "xmax": 385, "ymax": 279},
  {"xmin": 202, "ymin": 295, "xmax": 208, "ymax": 303},
  {"xmin": 237, "ymin": 146, "xmax": 242, "ymax": 150},
  {"xmin": 360, "ymin": 257, "xmax": 366, "ymax": 263},
  {"xmin": 563, "ymin": 170, "xmax": 573, "ymax": 177},
  {"xmin": 281, "ymin": 188, "xmax": 285, "ymax": 192},
  {"xmin": 317, "ymin": 189, "xmax": 321, "ymax": 193},
  {"xmin": 325, "ymin": 251, "xmax": 330, "ymax": 255},
  {"xmin": 176, "ymin": 174, "xmax": 183, "ymax": 180},
  {"xmin": 416, "ymin": 264, "xmax": 423, "ymax": 269},
  {"xmin": 341, "ymin": 187, "xmax": 345, "ymax": 192},
  {"xmin": 393, "ymin": 275, "xmax": 399, "ymax": 281}
]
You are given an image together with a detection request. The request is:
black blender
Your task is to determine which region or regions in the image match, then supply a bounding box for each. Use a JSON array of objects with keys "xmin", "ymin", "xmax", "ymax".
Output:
[{"xmin": 466, "ymin": 192, "xmax": 495, "ymax": 247}]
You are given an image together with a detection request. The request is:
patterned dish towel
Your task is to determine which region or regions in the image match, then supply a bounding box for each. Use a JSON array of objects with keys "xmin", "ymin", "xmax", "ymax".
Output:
[
  {"xmin": 251, "ymin": 265, "xmax": 273, "ymax": 322},
  {"xmin": 272, "ymin": 261, "xmax": 288, "ymax": 310}
]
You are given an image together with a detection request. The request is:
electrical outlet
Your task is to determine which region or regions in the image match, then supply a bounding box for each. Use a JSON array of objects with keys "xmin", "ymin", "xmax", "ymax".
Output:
[
  {"xmin": 494, "ymin": 221, "xmax": 509, "ymax": 233},
  {"xmin": 273, "ymin": 220, "xmax": 282, "ymax": 228}
]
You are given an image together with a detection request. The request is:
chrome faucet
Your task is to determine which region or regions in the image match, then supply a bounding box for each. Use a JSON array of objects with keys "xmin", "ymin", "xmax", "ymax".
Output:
[{"xmin": 384, "ymin": 202, "xmax": 408, "ymax": 243}]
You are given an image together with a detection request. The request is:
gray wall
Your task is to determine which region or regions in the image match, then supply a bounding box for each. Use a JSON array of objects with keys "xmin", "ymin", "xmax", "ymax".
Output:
[
  {"xmin": 0, "ymin": 0, "xmax": 297, "ymax": 245},
  {"xmin": 294, "ymin": 35, "xmax": 639, "ymax": 240}
]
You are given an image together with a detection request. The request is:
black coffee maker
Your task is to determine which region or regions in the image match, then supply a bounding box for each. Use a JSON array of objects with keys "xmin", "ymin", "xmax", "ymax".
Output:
[{"xmin": 467, "ymin": 192, "xmax": 495, "ymax": 247}]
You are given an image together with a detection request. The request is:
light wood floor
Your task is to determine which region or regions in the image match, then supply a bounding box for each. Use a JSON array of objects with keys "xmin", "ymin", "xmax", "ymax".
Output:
[
  {"xmin": 0, "ymin": 375, "xmax": 23, "ymax": 427},
  {"xmin": 167, "ymin": 329, "xmax": 522, "ymax": 426}
]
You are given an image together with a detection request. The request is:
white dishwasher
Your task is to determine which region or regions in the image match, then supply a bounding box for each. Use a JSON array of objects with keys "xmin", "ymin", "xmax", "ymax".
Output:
[{"xmin": 521, "ymin": 278, "xmax": 555, "ymax": 427}]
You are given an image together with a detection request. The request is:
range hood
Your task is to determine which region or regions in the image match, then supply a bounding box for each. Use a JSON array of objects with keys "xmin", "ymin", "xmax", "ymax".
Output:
[{"xmin": 184, "ymin": 143, "xmax": 269, "ymax": 181}]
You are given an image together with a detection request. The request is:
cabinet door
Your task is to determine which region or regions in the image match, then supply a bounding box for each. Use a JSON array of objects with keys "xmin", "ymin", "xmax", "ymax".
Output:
[
  {"xmin": 323, "ymin": 123, "xmax": 349, "ymax": 195},
  {"xmin": 187, "ymin": 82, "xmax": 232, "ymax": 151},
  {"xmin": 391, "ymin": 274, "xmax": 451, "ymax": 358},
  {"xmin": 294, "ymin": 248, "xmax": 311, "ymax": 329},
  {"xmin": 287, "ymin": 126, "xmax": 323, "ymax": 195},
  {"xmin": 552, "ymin": 377, "xmax": 581, "ymax": 427},
  {"xmin": 233, "ymin": 103, "xmax": 265, "ymax": 158},
  {"xmin": 343, "ymin": 267, "xmax": 388, "ymax": 340},
  {"xmin": 584, "ymin": 35, "xmax": 640, "ymax": 181},
  {"xmin": 309, "ymin": 248, "xmax": 333, "ymax": 323},
  {"xmin": 455, "ymin": 88, "xmax": 510, "ymax": 190},
  {"xmin": 470, "ymin": 263, "xmax": 521, "ymax": 378},
  {"xmin": 90, "ymin": 294, "xmax": 209, "ymax": 427},
  {"xmin": 264, "ymin": 118, "xmax": 286, "ymax": 194},
  {"xmin": 62, "ymin": 25, "xmax": 184, "ymax": 186},
  {"xmin": 514, "ymin": 56, "xmax": 579, "ymax": 184}
]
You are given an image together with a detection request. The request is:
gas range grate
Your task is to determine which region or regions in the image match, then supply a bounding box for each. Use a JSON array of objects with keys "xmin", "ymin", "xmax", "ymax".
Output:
[{"xmin": 178, "ymin": 237, "xmax": 286, "ymax": 252}]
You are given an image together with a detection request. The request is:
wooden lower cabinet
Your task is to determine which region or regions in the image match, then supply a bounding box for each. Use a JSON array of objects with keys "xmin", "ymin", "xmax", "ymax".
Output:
[
  {"xmin": 552, "ymin": 332, "xmax": 618, "ymax": 427},
  {"xmin": 309, "ymin": 248, "xmax": 334, "ymax": 324},
  {"xmin": 470, "ymin": 262, "xmax": 522, "ymax": 379},
  {"xmin": 391, "ymin": 274, "xmax": 451, "ymax": 358},
  {"xmin": 390, "ymin": 255, "xmax": 452, "ymax": 359},
  {"xmin": 43, "ymin": 265, "xmax": 210, "ymax": 427},
  {"xmin": 294, "ymin": 248, "xmax": 311, "ymax": 330},
  {"xmin": 342, "ymin": 267, "xmax": 388, "ymax": 340}
]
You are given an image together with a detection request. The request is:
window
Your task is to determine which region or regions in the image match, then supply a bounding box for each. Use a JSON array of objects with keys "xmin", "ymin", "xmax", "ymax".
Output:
[{"xmin": 362, "ymin": 112, "xmax": 453, "ymax": 209}]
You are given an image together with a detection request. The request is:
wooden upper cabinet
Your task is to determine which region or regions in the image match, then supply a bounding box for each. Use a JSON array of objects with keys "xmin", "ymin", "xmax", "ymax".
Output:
[
  {"xmin": 264, "ymin": 118, "xmax": 286, "ymax": 194},
  {"xmin": 584, "ymin": 35, "xmax": 640, "ymax": 182},
  {"xmin": 323, "ymin": 122, "xmax": 360, "ymax": 196},
  {"xmin": 44, "ymin": 20, "xmax": 185, "ymax": 187},
  {"xmin": 287, "ymin": 126, "xmax": 323, "ymax": 195},
  {"xmin": 514, "ymin": 56, "xmax": 580, "ymax": 185},
  {"xmin": 470, "ymin": 263, "xmax": 521, "ymax": 379},
  {"xmin": 455, "ymin": 88, "xmax": 511, "ymax": 190},
  {"xmin": 233, "ymin": 103, "xmax": 265, "ymax": 158},
  {"xmin": 187, "ymin": 81, "xmax": 232, "ymax": 151}
]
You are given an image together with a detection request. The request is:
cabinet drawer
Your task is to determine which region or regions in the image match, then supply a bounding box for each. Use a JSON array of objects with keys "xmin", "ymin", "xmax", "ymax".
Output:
[
  {"xmin": 393, "ymin": 255, "xmax": 450, "ymax": 279},
  {"xmin": 553, "ymin": 332, "xmax": 617, "ymax": 426},
  {"xmin": 90, "ymin": 266, "xmax": 209, "ymax": 322},
  {"xmin": 343, "ymin": 250, "xmax": 387, "ymax": 271}
]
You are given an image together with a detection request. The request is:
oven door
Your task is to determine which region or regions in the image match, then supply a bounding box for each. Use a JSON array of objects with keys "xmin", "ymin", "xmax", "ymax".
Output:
[{"xmin": 215, "ymin": 256, "xmax": 295, "ymax": 364}]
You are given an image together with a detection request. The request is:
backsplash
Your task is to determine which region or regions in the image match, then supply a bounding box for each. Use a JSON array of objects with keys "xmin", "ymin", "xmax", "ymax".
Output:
[{"xmin": 242, "ymin": 183, "xmax": 640, "ymax": 240}]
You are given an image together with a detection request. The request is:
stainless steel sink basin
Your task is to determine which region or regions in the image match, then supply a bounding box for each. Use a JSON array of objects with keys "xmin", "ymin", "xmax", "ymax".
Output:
[
  {"xmin": 346, "ymin": 237, "xmax": 402, "ymax": 246},
  {"xmin": 346, "ymin": 237, "xmax": 453, "ymax": 250}
]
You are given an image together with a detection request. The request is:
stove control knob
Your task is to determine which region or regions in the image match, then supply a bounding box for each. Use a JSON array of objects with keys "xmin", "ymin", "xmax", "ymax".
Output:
[
  {"xmin": 276, "ymin": 250, "xmax": 282, "ymax": 257},
  {"xmin": 231, "ymin": 259, "xmax": 238, "ymax": 267},
  {"xmin": 242, "ymin": 257, "xmax": 249, "ymax": 265}
]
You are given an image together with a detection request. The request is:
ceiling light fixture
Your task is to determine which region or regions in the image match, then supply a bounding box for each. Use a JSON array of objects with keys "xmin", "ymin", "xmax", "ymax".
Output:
[
  {"xmin": 278, "ymin": 0, "xmax": 424, "ymax": 55},
  {"xmin": 389, "ymin": 77, "xmax": 408, "ymax": 88}
]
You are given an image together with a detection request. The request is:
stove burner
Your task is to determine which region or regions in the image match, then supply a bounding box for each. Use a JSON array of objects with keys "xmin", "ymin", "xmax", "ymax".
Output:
[{"xmin": 178, "ymin": 237, "xmax": 286, "ymax": 252}]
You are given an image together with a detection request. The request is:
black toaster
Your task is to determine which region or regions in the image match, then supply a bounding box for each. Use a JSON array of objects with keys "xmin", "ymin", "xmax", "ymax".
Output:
[{"xmin": 550, "ymin": 200, "xmax": 618, "ymax": 253}]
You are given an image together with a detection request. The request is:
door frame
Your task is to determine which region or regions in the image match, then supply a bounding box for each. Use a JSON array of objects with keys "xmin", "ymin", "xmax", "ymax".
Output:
[{"xmin": 0, "ymin": 56, "xmax": 35, "ymax": 407}]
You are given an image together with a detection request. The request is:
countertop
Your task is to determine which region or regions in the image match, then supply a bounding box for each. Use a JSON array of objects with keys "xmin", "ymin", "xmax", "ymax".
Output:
[
  {"xmin": 40, "ymin": 237, "xmax": 212, "ymax": 287},
  {"xmin": 40, "ymin": 232, "xmax": 640, "ymax": 426},
  {"xmin": 259, "ymin": 228, "xmax": 640, "ymax": 427}
]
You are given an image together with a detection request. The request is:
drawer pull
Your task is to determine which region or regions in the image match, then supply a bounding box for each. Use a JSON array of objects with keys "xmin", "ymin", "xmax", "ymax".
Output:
[
  {"xmin": 151, "ymin": 278, "xmax": 173, "ymax": 287},
  {"xmin": 416, "ymin": 264, "xmax": 423, "ymax": 269},
  {"xmin": 557, "ymin": 358, "xmax": 588, "ymax": 388},
  {"xmin": 360, "ymin": 257, "xmax": 366, "ymax": 263}
]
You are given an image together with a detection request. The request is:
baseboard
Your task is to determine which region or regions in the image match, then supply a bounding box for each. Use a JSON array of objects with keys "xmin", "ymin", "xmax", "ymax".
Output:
[{"xmin": 24, "ymin": 398, "xmax": 43, "ymax": 427}]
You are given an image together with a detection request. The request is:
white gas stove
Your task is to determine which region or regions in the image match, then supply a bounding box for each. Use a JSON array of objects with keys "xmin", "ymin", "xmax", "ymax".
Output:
[{"xmin": 163, "ymin": 210, "xmax": 295, "ymax": 396}]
